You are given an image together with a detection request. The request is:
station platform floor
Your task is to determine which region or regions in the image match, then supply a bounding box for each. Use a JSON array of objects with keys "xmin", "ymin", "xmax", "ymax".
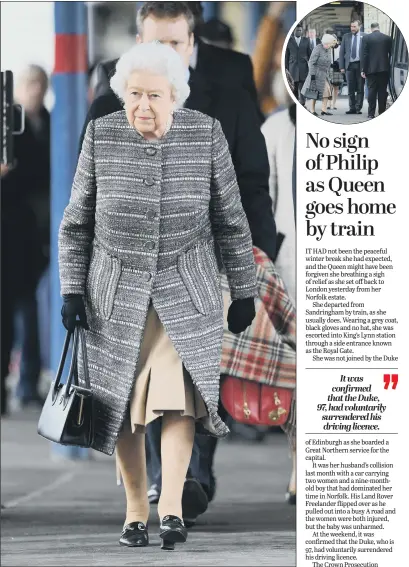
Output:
[
  {"xmin": 1, "ymin": 408, "xmax": 296, "ymax": 566},
  {"xmin": 303, "ymin": 94, "xmax": 373, "ymax": 125}
]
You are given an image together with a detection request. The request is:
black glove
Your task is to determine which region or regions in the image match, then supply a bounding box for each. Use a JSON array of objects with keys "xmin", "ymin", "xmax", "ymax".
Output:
[
  {"xmin": 61, "ymin": 294, "xmax": 89, "ymax": 332},
  {"xmin": 311, "ymin": 74, "xmax": 316, "ymax": 81},
  {"xmin": 227, "ymin": 298, "xmax": 256, "ymax": 335}
]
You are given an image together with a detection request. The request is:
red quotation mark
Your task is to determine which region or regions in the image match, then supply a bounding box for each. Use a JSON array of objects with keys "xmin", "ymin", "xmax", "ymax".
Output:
[{"xmin": 383, "ymin": 374, "xmax": 398, "ymax": 389}]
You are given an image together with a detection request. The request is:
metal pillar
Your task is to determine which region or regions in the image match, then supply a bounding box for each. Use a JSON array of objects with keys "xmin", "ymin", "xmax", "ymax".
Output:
[
  {"xmin": 202, "ymin": 1, "xmax": 218, "ymax": 22},
  {"xmin": 51, "ymin": 1, "xmax": 89, "ymax": 460},
  {"xmin": 245, "ymin": 1, "xmax": 261, "ymax": 54}
]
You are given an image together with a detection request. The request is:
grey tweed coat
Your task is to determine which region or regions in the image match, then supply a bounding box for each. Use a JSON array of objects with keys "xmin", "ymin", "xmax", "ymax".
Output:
[
  {"xmin": 59, "ymin": 108, "xmax": 257, "ymax": 456},
  {"xmin": 301, "ymin": 44, "xmax": 332, "ymax": 99}
]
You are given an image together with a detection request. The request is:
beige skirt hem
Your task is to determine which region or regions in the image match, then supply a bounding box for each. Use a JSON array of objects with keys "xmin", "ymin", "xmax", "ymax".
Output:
[{"xmin": 128, "ymin": 301, "xmax": 208, "ymax": 434}]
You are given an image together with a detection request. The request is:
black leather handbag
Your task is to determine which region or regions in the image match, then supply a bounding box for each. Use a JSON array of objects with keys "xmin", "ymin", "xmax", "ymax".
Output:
[
  {"xmin": 37, "ymin": 325, "xmax": 94, "ymax": 448},
  {"xmin": 305, "ymin": 79, "xmax": 319, "ymax": 100}
]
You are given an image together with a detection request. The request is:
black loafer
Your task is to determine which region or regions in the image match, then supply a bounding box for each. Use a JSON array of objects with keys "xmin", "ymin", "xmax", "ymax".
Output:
[
  {"xmin": 160, "ymin": 515, "xmax": 187, "ymax": 550},
  {"xmin": 346, "ymin": 109, "xmax": 356, "ymax": 114},
  {"xmin": 119, "ymin": 521, "xmax": 149, "ymax": 547}
]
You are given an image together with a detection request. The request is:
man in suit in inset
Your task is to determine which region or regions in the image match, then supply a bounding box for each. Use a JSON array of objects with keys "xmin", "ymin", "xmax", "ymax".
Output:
[
  {"xmin": 361, "ymin": 23, "xmax": 392, "ymax": 119},
  {"xmin": 339, "ymin": 19, "xmax": 365, "ymax": 114},
  {"xmin": 308, "ymin": 28, "xmax": 321, "ymax": 51},
  {"xmin": 81, "ymin": 0, "xmax": 277, "ymax": 528},
  {"xmin": 285, "ymin": 25, "xmax": 312, "ymax": 105}
]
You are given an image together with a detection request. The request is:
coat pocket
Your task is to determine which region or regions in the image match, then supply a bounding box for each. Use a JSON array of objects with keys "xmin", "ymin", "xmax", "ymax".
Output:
[
  {"xmin": 86, "ymin": 244, "xmax": 121, "ymax": 320},
  {"xmin": 177, "ymin": 241, "xmax": 223, "ymax": 315}
]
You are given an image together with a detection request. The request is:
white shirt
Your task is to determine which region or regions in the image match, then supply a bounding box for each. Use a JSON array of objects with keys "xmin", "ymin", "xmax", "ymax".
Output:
[
  {"xmin": 295, "ymin": 36, "xmax": 301, "ymax": 47},
  {"xmin": 189, "ymin": 43, "xmax": 198, "ymax": 70}
]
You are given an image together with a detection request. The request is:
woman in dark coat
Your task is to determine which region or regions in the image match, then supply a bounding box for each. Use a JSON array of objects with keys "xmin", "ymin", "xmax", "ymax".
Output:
[
  {"xmin": 301, "ymin": 34, "xmax": 336, "ymax": 116},
  {"xmin": 58, "ymin": 42, "xmax": 257, "ymax": 550}
]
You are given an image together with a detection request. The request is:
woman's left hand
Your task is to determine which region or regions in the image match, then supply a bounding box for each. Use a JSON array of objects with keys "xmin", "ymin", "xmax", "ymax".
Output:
[{"xmin": 227, "ymin": 298, "xmax": 256, "ymax": 335}]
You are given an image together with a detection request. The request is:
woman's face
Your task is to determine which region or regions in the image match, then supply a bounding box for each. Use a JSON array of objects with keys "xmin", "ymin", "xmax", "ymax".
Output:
[{"xmin": 124, "ymin": 70, "xmax": 175, "ymax": 136}]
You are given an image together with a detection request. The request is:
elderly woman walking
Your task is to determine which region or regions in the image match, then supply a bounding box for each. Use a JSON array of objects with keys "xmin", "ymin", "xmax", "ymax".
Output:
[
  {"xmin": 302, "ymin": 33, "xmax": 336, "ymax": 116},
  {"xmin": 58, "ymin": 41, "xmax": 257, "ymax": 550}
]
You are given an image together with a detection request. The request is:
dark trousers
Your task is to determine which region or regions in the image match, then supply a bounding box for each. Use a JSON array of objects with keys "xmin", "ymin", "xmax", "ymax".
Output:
[
  {"xmin": 294, "ymin": 81, "xmax": 306, "ymax": 105},
  {"xmin": 14, "ymin": 295, "xmax": 42, "ymax": 401},
  {"xmin": 366, "ymin": 72, "xmax": 389, "ymax": 117},
  {"xmin": 1, "ymin": 287, "xmax": 14, "ymax": 413},
  {"xmin": 347, "ymin": 61, "xmax": 365, "ymax": 110},
  {"xmin": 146, "ymin": 400, "xmax": 227, "ymax": 493},
  {"xmin": 0, "ymin": 291, "xmax": 42, "ymax": 411}
]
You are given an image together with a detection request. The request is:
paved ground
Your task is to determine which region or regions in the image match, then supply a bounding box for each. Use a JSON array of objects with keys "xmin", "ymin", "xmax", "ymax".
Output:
[
  {"xmin": 1, "ymin": 410, "xmax": 296, "ymax": 566},
  {"xmin": 304, "ymin": 94, "xmax": 371, "ymax": 124}
]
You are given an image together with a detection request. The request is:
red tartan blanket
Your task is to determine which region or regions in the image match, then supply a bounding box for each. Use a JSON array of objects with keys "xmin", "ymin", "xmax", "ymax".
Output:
[{"xmin": 220, "ymin": 247, "xmax": 296, "ymax": 390}]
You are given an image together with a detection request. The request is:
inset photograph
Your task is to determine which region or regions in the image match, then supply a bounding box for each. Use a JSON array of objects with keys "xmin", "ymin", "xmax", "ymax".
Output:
[{"xmin": 284, "ymin": 1, "xmax": 408, "ymax": 123}]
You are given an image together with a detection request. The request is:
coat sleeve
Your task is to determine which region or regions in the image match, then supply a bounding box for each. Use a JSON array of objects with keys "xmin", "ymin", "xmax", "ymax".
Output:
[
  {"xmin": 308, "ymin": 45, "xmax": 321, "ymax": 74},
  {"xmin": 285, "ymin": 45, "xmax": 290, "ymax": 70},
  {"xmin": 59, "ymin": 120, "xmax": 97, "ymax": 296},
  {"xmin": 361, "ymin": 35, "xmax": 369, "ymax": 74},
  {"xmin": 210, "ymin": 118, "xmax": 257, "ymax": 301},
  {"xmin": 232, "ymin": 89, "xmax": 277, "ymax": 262}
]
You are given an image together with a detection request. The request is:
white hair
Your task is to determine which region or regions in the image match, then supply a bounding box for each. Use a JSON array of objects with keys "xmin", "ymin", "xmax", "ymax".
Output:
[
  {"xmin": 110, "ymin": 41, "xmax": 190, "ymax": 107},
  {"xmin": 321, "ymin": 33, "xmax": 336, "ymax": 47}
]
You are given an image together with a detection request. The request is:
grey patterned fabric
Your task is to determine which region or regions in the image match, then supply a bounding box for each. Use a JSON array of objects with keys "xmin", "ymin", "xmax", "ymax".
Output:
[
  {"xmin": 301, "ymin": 44, "xmax": 332, "ymax": 99},
  {"xmin": 59, "ymin": 109, "xmax": 257, "ymax": 456}
]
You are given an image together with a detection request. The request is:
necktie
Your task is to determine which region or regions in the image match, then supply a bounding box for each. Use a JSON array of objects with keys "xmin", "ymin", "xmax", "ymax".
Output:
[
  {"xmin": 351, "ymin": 34, "xmax": 357, "ymax": 59},
  {"xmin": 310, "ymin": 39, "xmax": 314, "ymax": 50}
]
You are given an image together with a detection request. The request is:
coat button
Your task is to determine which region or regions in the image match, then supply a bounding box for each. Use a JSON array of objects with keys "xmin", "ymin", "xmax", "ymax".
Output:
[
  {"xmin": 146, "ymin": 210, "xmax": 158, "ymax": 220},
  {"xmin": 146, "ymin": 147, "xmax": 157, "ymax": 156},
  {"xmin": 144, "ymin": 177, "xmax": 154, "ymax": 186},
  {"xmin": 145, "ymin": 241, "xmax": 156, "ymax": 250},
  {"xmin": 143, "ymin": 272, "xmax": 152, "ymax": 282}
]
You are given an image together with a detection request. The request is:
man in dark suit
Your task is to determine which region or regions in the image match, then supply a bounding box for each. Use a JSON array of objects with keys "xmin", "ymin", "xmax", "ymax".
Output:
[
  {"xmin": 361, "ymin": 23, "xmax": 392, "ymax": 119},
  {"xmin": 80, "ymin": 1, "xmax": 276, "ymax": 527},
  {"xmin": 308, "ymin": 28, "xmax": 321, "ymax": 51},
  {"xmin": 93, "ymin": 2, "xmax": 260, "ymax": 115},
  {"xmin": 339, "ymin": 20, "xmax": 366, "ymax": 114},
  {"xmin": 285, "ymin": 25, "xmax": 311, "ymax": 104}
]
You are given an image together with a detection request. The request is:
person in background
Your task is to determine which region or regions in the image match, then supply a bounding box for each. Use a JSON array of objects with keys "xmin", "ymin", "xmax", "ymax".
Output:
[
  {"xmin": 285, "ymin": 24, "xmax": 311, "ymax": 105},
  {"xmin": 327, "ymin": 33, "xmax": 342, "ymax": 111},
  {"xmin": 308, "ymin": 28, "xmax": 321, "ymax": 50},
  {"xmin": 14, "ymin": 65, "xmax": 50, "ymax": 271},
  {"xmin": 252, "ymin": 1, "xmax": 289, "ymax": 116},
  {"xmin": 339, "ymin": 19, "xmax": 365, "ymax": 115},
  {"xmin": 361, "ymin": 23, "xmax": 392, "ymax": 119},
  {"xmin": 261, "ymin": 69, "xmax": 295, "ymax": 304},
  {"xmin": 80, "ymin": 0, "xmax": 277, "ymax": 528},
  {"xmin": 93, "ymin": 2, "xmax": 260, "ymax": 115},
  {"xmin": 301, "ymin": 34, "xmax": 335, "ymax": 116},
  {"xmin": 1, "ymin": 65, "xmax": 50, "ymax": 413},
  {"xmin": 196, "ymin": 17, "xmax": 234, "ymax": 50},
  {"xmin": 260, "ymin": 70, "xmax": 296, "ymax": 502}
]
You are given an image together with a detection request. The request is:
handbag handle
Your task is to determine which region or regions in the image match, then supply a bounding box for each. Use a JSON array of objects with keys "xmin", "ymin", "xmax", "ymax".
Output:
[
  {"xmin": 52, "ymin": 326, "xmax": 90, "ymax": 401},
  {"xmin": 72, "ymin": 326, "xmax": 91, "ymax": 391}
]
